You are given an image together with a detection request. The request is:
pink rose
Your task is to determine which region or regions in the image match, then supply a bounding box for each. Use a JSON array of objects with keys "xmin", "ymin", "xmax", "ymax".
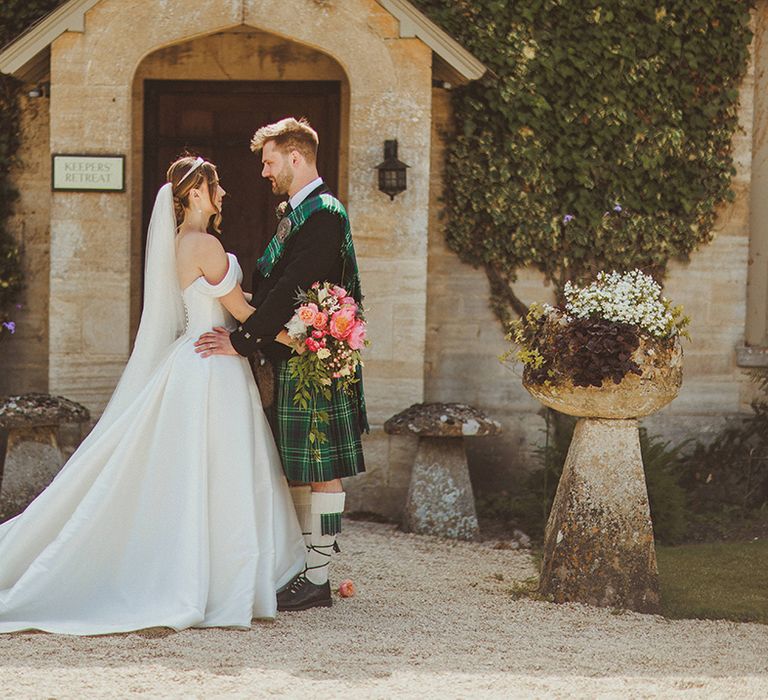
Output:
[
  {"xmin": 305, "ymin": 338, "xmax": 319, "ymax": 352},
  {"xmin": 311, "ymin": 281, "xmax": 320, "ymax": 289},
  {"xmin": 331, "ymin": 285, "xmax": 348, "ymax": 298},
  {"xmin": 341, "ymin": 297, "xmax": 356, "ymax": 307},
  {"xmin": 311, "ymin": 329, "xmax": 325, "ymax": 339},
  {"xmin": 313, "ymin": 311, "xmax": 329, "ymax": 330},
  {"xmin": 329, "ymin": 306, "xmax": 356, "ymax": 340},
  {"xmin": 297, "ymin": 303, "xmax": 319, "ymax": 325},
  {"xmin": 347, "ymin": 320, "xmax": 366, "ymax": 350}
]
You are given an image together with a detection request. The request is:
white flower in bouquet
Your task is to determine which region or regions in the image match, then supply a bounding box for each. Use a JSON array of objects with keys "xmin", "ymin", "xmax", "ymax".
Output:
[{"xmin": 286, "ymin": 315, "xmax": 308, "ymax": 339}]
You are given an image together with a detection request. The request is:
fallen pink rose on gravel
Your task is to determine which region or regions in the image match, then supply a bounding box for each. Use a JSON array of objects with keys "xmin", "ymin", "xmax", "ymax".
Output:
[{"xmin": 338, "ymin": 579, "xmax": 356, "ymax": 598}]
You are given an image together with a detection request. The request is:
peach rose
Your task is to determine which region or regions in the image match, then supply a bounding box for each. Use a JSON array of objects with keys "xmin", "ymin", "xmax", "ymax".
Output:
[
  {"xmin": 313, "ymin": 311, "xmax": 329, "ymax": 330},
  {"xmin": 338, "ymin": 579, "xmax": 356, "ymax": 598},
  {"xmin": 297, "ymin": 303, "xmax": 319, "ymax": 325}
]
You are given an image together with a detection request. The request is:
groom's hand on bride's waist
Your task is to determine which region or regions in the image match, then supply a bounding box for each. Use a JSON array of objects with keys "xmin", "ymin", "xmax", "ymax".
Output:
[{"xmin": 195, "ymin": 327, "xmax": 239, "ymax": 358}]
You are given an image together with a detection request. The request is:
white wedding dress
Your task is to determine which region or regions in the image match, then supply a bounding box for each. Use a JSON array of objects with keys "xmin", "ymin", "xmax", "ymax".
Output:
[{"xmin": 0, "ymin": 187, "xmax": 305, "ymax": 635}]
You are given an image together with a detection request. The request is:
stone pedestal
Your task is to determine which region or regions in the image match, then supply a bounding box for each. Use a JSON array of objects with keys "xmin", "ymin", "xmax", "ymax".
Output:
[
  {"xmin": 403, "ymin": 436, "xmax": 479, "ymax": 540},
  {"xmin": 0, "ymin": 394, "xmax": 90, "ymax": 522},
  {"xmin": 384, "ymin": 403, "xmax": 502, "ymax": 541},
  {"xmin": 0, "ymin": 427, "xmax": 65, "ymax": 522},
  {"xmin": 539, "ymin": 418, "xmax": 661, "ymax": 613},
  {"xmin": 524, "ymin": 337, "xmax": 682, "ymax": 614}
]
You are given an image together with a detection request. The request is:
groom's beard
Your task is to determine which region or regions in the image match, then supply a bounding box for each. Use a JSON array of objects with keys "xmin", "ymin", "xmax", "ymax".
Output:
[{"xmin": 271, "ymin": 164, "xmax": 294, "ymax": 195}]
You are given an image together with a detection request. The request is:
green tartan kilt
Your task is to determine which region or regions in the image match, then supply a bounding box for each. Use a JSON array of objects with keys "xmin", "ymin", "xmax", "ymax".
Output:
[{"xmin": 275, "ymin": 360, "xmax": 366, "ymax": 483}]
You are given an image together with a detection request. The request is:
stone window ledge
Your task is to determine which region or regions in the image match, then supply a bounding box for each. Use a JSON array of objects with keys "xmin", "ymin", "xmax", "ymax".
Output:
[{"xmin": 736, "ymin": 345, "xmax": 768, "ymax": 368}]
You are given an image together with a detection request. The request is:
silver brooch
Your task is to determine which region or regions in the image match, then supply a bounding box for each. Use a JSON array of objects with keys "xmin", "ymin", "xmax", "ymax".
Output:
[
  {"xmin": 276, "ymin": 216, "xmax": 292, "ymax": 242},
  {"xmin": 275, "ymin": 201, "xmax": 289, "ymax": 219}
]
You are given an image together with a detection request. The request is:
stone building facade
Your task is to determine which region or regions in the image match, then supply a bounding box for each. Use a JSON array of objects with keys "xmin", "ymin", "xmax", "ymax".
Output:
[{"xmin": 1, "ymin": 0, "xmax": 767, "ymax": 517}]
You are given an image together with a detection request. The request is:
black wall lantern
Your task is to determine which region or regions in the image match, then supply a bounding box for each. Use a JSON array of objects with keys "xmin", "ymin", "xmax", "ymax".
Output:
[{"xmin": 376, "ymin": 140, "xmax": 409, "ymax": 200}]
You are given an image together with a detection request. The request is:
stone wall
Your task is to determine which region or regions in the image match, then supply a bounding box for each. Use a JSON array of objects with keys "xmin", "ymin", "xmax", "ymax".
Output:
[
  {"xmin": 424, "ymin": 86, "xmax": 550, "ymax": 494},
  {"xmin": 748, "ymin": 1, "xmax": 768, "ymax": 348},
  {"xmin": 0, "ymin": 94, "xmax": 50, "ymax": 397}
]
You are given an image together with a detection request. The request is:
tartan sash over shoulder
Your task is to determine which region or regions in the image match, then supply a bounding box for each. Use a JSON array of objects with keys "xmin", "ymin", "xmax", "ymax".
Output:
[
  {"xmin": 256, "ymin": 193, "xmax": 362, "ymax": 304},
  {"xmin": 256, "ymin": 192, "xmax": 369, "ymax": 433}
]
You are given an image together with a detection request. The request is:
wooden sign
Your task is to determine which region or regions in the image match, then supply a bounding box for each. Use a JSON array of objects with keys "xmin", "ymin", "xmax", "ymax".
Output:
[{"xmin": 52, "ymin": 154, "xmax": 125, "ymax": 192}]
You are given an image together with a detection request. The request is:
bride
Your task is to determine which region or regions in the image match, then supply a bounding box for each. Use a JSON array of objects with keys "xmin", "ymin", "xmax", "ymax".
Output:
[{"xmin": 0, "ymin": 155, "xmax": 306, "ymax": 634}]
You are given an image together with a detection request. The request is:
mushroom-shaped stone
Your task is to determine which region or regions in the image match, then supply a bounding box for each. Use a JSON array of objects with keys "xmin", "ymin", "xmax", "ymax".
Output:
[
  {"xmin": 0, "ymin": 394, "xmax": 90, "ymax": 522},
  {"xmin": 0, "ymin": 393, "xmax": 90, "ymax": 429},
  {"xmin": 385, "ymin": 403, "xmax": 502, "ymax": 540}
]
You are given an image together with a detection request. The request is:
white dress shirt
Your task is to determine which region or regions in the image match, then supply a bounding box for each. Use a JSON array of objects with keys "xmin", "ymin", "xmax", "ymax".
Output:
[{"xmin": 289, "ymin": 177, "xmax": 324, "ymax": 210}]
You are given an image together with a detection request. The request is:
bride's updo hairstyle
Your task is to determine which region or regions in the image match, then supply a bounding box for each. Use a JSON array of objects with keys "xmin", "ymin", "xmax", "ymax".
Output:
[{"xmin": 166, "ymin": 155, "xmax": 222, "ymax": 234}]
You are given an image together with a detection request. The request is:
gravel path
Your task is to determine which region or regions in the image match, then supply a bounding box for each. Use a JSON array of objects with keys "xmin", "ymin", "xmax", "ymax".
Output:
[{"xmin": 1, "ymin": 521, "xmax": 766, "ymax": 699}]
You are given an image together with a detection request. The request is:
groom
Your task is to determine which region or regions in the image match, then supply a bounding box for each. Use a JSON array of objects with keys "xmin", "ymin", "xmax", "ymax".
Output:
[{"xmin": 195, "ymin": 117, "xmax": 367, "ymax": 611}]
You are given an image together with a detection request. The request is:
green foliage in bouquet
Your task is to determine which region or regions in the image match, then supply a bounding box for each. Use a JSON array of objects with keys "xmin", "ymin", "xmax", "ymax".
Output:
[
  {"xmin": 0, "ymin": 1, "xmax": 64, "ymax": 342},
  {"xmin": 415, "ymin": 0, "xmax": 754, "ymax": 324},
  {"xmin": 288, "ymin": 352, "xmax": 332, "ymax": 454}
]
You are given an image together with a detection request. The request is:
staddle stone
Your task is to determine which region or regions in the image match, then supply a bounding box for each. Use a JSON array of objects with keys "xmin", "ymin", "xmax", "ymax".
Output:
[
  {"xmin": 0, "ymin": 394, "xmax": 90, "ymax": 522},
  {"xmin": 385, "ymin": 403, "xmax": 501, "ymax": 540},
  {"xmin": 538, "ymin": 417, "xmax": 661, "ymax": 614}
]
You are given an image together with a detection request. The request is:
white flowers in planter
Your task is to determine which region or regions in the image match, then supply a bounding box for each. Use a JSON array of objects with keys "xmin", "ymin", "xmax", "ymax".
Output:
[{"xmin": 563, "ymin": 269, "xmax": 680, "ymax": 339}]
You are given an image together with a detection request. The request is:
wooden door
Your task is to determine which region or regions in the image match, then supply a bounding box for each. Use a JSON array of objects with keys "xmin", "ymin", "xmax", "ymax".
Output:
[{"xmin": 143, "ymin": 80, "xmax": 341, "ymax": 291}]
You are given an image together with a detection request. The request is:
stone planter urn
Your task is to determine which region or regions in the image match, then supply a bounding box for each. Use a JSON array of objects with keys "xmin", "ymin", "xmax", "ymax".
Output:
[{"xmin": 525, "ymin": 336, "xmax": 683, "ymax": 614}]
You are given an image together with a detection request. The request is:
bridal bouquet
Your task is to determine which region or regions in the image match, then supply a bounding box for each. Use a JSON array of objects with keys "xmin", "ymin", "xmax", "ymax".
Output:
[{"xmin": 285, "ymin": 282, "xmax": 368, "ymax": 447}]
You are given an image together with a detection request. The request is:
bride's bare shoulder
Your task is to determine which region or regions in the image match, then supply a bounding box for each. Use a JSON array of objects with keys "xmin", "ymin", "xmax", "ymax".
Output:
[
  {"xmin": 176, "ymin": 231, "xmax": 224, "ymax": 255},
  {"xmin": 177, "ymin": 232, "xmax": 229, "ymax": 284}
]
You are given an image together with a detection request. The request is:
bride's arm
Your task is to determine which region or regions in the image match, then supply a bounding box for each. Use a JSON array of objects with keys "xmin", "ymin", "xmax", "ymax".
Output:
[
  {"xmin": 192, "ymin": 236, "xmax": 306, "ymax": 355},
  {"xmin": 218, "ymin": 284, "xmax": 255, "ymax": 323},
  {"xmin": 195, "ymin": 237, "xmax": 302, "ymax": 346},
  {"xmin": 195, "ymin": 235, "xmax": 255, "ymax": 323}
]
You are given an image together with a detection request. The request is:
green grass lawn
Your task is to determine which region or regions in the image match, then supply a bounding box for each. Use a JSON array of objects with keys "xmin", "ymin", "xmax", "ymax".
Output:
[{"xmin": 656, "ymin": 539, "xmax": 768, "ymax": 624}]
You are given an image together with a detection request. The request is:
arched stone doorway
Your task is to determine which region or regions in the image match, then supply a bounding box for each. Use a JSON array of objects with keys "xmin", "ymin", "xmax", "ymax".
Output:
[{"xmin": 130, "ymin": 28, "xmax": 350, "ymax": 327}]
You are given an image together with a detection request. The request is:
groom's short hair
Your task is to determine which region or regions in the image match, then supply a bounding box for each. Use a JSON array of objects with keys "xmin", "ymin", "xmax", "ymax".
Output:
[{"xmin": 251, "ymin": 117, "xmax": 319, "ymax": 163}]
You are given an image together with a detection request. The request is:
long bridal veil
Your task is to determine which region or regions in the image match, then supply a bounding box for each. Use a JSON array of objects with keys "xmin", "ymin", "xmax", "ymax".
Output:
[{"xmin": 99, "ymin": 182, "xmax": 185, "ymax": 422}]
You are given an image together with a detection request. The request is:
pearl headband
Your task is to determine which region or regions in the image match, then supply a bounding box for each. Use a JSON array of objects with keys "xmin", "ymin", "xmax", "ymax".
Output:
[{"xmin": 178, "ymin": 157, "xmax": 205, "ymax": 185}]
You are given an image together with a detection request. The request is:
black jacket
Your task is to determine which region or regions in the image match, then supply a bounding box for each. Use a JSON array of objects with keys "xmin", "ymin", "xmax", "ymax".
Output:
[{"xmin": 231, "ymin": 184, "xmax": 345, "ymax": 362}]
